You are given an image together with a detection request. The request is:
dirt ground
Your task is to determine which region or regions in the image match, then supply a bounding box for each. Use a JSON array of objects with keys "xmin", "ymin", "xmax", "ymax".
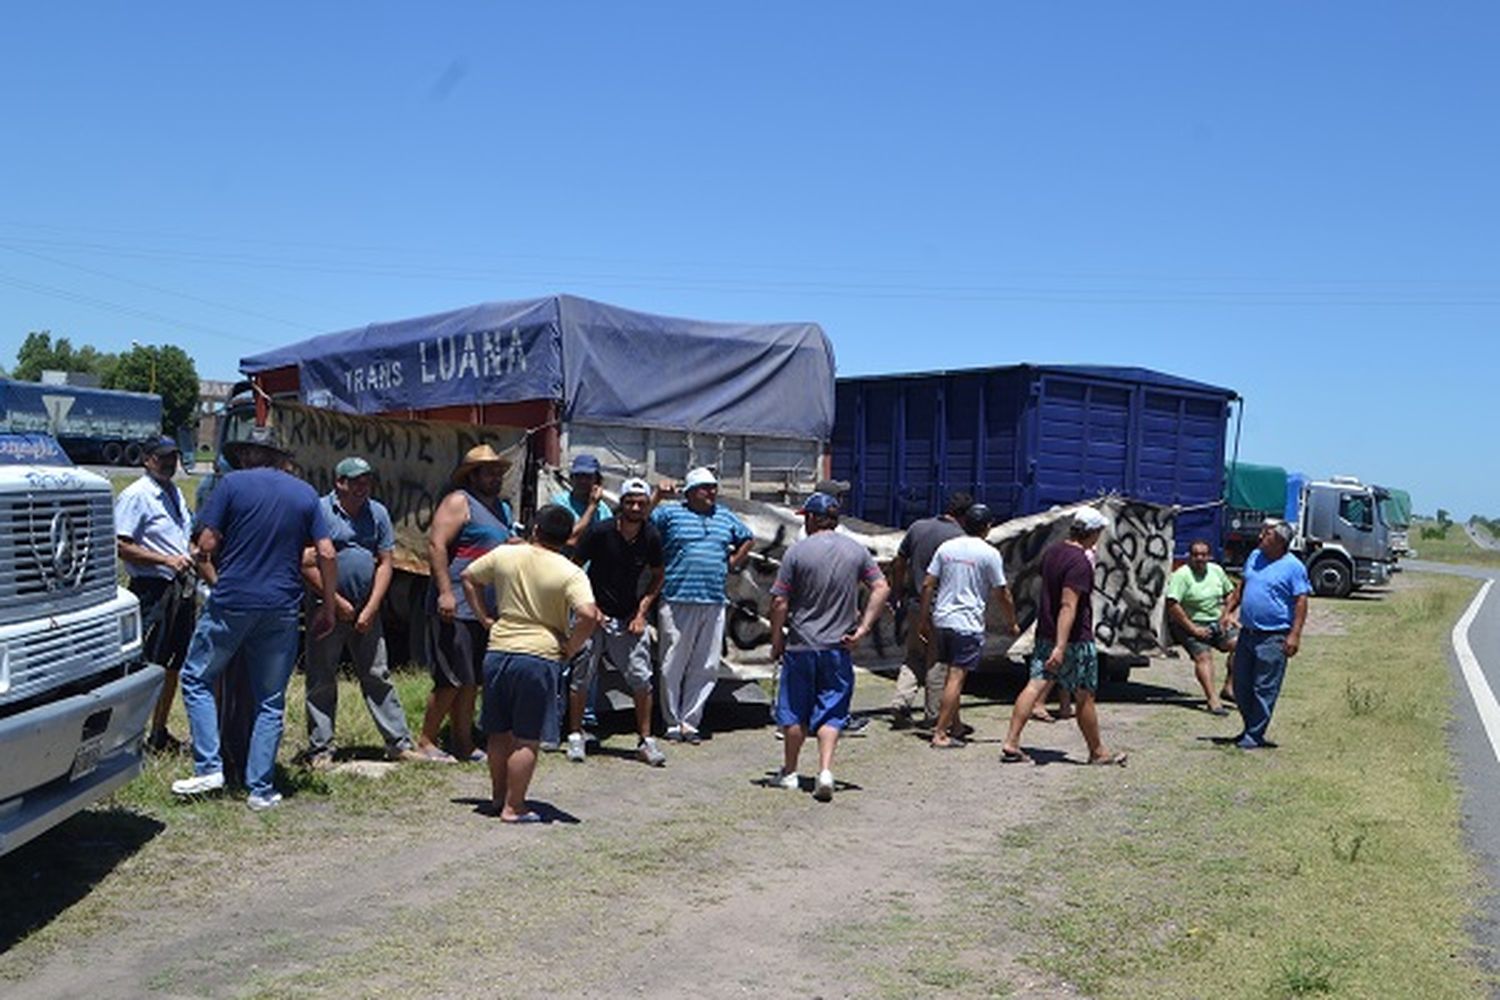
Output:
[{"xmin": 1, "ymin": 618, "xmax": 1347, "ymax": 999}]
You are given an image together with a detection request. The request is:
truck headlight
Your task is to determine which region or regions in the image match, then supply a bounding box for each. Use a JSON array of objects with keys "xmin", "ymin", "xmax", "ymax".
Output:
[
  {"xmin": 120, "ymin": 608, "xmax": 142, "ymax": 651},
  {"xmin": 0, "ymin": 643, "xmax": 9, "ymax": 695}
]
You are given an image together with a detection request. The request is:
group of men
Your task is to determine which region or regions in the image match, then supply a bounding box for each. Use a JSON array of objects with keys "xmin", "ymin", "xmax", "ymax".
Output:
[{"xmin": 125, "ymin": 434, "xmax": 1313, "ymax": 817}]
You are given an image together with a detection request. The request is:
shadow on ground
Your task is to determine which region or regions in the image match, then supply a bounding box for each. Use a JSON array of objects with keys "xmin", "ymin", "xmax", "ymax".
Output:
[{"xmin": 0, "ymin": 809, "xmax": 165, "ymax": 952}]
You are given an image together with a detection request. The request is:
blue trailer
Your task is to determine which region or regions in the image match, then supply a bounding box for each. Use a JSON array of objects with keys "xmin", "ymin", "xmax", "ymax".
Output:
[
  {"xmin": 830, "ymin": 364, "xmax": 1237, "ymax": 556},
  {"xmin": 0, "ymin": 378, "xmax": 163, "ymax": 466}
]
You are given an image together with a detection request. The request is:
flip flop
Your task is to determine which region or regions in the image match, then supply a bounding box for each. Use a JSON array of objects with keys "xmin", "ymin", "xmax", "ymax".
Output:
[
  {"xmin": 501, "ymin": 811, "xmax": 544, "ymax": 825},
  {"xmin": 416, "ymin": 746, "xmax": 458, "ymax": 763},
  {"xmin": 1206, "ymin": 705, "xmax": 1231, "ymax": 717},
  {"xmin": 1089, "ymin": 751, "xmax": 1129, "ymax": 767},
  {"xmin": 1000, "ymin": 748, "xmax": 1033, "ymax": 764},
  {"xmin": 464, "ymin": 749, "xmax": 488, "ymax": 763},
  {"xmin": 929, "ymin": 738, "xmax": 968, "ymax": 750},
  {"xmin": 1030, "ymin": 709, "xmax": 1058, "ymax": 724}
]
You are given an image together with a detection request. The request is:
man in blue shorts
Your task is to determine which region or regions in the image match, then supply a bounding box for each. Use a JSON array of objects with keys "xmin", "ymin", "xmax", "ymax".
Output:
[
  {"xmin": 462, "ymin": 505, "xmax": 600, "ymax": 823},
  {"xmin": 919, "ymin": 504, "xmax": 1019, "ymax": 749},
  {"xmin": 1221, "ymin": 520, "xmax": 1311, "ymax": 749},
  {"xmin": 768, "ymin": 493, "xmax": 890, "ymax": 801},
  {"xmin": 1001, "ymin": 507, "xmax": 1126, "ymax": 766}
]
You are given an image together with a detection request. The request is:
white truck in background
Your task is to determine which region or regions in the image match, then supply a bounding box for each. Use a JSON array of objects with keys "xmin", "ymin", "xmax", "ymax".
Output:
[{"xmin": 0, "ymin": 432, "xmax": 159, "ymax": 857}]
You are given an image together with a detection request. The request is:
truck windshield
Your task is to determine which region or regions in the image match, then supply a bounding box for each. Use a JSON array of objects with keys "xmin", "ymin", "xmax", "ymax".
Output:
[{"xmin": 0, "ymin": 433, "xmax": 73, "ymax": 466}]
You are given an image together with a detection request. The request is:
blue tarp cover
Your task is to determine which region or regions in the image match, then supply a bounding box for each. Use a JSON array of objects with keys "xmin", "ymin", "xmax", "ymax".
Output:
[{"xmin": 240, "ymin": 295, "xmax": 835, "ymax": 441}]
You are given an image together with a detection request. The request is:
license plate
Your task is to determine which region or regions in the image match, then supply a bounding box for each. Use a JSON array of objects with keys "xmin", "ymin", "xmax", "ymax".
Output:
[{"xmin": 70, "ymin": 735, "xmax": 104, "ymax": 781}]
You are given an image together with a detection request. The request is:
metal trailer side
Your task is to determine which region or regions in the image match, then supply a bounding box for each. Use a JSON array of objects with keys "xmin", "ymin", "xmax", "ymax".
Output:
[
  {"xmin": 831, "ymin": 364, "xmax": 1236, "ymax": 557},
  {"xmin": 0, "ymin": 378, "xmax": 163, "ymax": 465}
]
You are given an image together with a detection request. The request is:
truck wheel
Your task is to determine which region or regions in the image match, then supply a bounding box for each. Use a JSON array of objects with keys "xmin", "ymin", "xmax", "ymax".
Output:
[
  {"xmin": 123, "ymin": 442, "xmax": 144, "ymax": 466},
  {"xmin": 1310, "ymin": 558, "xmax": 1353, "ymax": 598},
  {"xmin": 102, "ymin": 441, "xmax": 124, "ymax": 465}
]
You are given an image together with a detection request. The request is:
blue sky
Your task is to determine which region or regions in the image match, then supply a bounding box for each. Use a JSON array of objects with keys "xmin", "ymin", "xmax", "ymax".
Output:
[{"xmin": 2, "ymin": 4, "xmax": 1495, "ymax": 516}]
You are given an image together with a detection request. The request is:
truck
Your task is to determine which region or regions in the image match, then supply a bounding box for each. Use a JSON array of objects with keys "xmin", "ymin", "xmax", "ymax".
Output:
[
  {"xmin": 1222, "ymin": 464, "xmax": 1395, "ymax": 597},
  {"xmin": 0, "ymin": 432, "xmax": 160, "ymax": 857},
  {"xmin": 217, "ymin": 294, "xmax": 835, "ymax": 671},
  {"xmin": 1377, "ymin": 486, "xmax": 1413, "ymax": 557},
  {"xmin": 0, "ymin": 377, "xmax": 163, "ymax": 467}
]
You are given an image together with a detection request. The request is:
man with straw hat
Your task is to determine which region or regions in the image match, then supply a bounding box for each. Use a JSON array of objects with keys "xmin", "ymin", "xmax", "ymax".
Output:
[{"xmin": 418, "ymin": 443, "xmax": 515, "ymax": 762}]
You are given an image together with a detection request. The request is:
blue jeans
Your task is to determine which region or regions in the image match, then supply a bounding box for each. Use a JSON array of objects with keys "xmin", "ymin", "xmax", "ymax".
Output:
[
  {"xmin": 1231, "ymin": 627, "xmax": 1289, "ymax": 746},
  {"xmin": 181, "ymin": 601, "xmax": 301, "ymax": 796}
]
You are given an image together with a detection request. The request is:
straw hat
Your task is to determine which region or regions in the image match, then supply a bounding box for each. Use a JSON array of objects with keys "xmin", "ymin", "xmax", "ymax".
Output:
[{"xmin": 452, "ymin": 443, "xmax": 512, "ymax": 485}]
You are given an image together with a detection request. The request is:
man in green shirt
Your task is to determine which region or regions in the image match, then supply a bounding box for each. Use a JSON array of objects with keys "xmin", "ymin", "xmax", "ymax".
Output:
[{"xmin": 1166, "ymin": 539, "xmax": 1238, "ymax": 715}]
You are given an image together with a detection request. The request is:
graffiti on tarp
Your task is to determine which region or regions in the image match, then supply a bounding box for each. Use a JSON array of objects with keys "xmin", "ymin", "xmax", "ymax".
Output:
[
  {"xmin": 266, "ymin": 401, "xmax": 527, "ymax": 574},
  {"xmin": 1093, "ymin": 501, "xmax": 1174, "ymax": 653}
]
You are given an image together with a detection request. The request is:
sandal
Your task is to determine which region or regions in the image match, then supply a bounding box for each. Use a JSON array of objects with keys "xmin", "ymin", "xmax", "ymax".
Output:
[
  {"xmin": 1029, "ymin": 709, "xmax": 1057, "ymax": 724},
  {"xmin": 1000, "ymin": 748, "xmax": 1033, "ymax": 764},
  {"xmin": 500, "ymin": 811, "xmax": 544, "ymax": 825},
  {"xmin": 929, "ymin": 738, "xmax": 968, "ymax": 750},
  {"xmin": 1089, "ymin": 751, "xmax": 1129, "ymax": 767},
  {"xmin": 416, "ymin": 746, "xmax": 458, "ymax": 763}
]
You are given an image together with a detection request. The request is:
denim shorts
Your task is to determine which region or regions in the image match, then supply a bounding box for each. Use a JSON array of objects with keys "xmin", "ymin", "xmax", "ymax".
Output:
[
  {"xmin": 480, "ymin": 651, "xmax": 561, "ymax": 742},
  {"xmin": 1169, "ymin": 619, "xmax": 1238, "ymax": 658},
  {"xmin": 775, "ymin": 648, "xmax": 854, "ymax": 732}
]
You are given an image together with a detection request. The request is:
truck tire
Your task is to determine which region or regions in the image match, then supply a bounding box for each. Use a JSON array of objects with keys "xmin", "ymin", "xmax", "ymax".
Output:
[
  {"xmin": 123, "ymin": 442, "xmax": 144, "ymax": 466},
  {"xmin": 102, "ymin": 441, "xmax": 124, "ymax": 465},
  {"xmin": 1309, "ymin": 557, "xmax": 1353, "ymax": 598}
]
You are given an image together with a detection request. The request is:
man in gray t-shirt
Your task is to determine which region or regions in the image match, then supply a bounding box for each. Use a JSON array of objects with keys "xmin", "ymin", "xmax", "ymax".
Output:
[
  {"xmin": 769, "ymin": 494, "xmax": 891, "ymax": 802},
  {"xmin": 887, "ymin": 492, "xmax": 971, "ymax": 727}
]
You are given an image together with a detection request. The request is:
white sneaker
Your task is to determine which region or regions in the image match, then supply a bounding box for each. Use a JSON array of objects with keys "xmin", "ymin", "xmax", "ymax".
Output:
[
  {"xmin": 566, "ymin": 731, "xmax": 587, "ymax": 763},
  {"xmin": 775, "ymin": 769, "xmax": 800, "ymax": 791},
  {"xmin": 637, "ymin": 737, "xmax": 667, "ymax": 767},
  {"xmin": 171, "ymin": 771, "xmax": 225, "ymax": 797},
  {"xmin": 814, "ymin": 769, "xmax": 835, "ymax": 802},
  {"xmin": 246, "ymin": 792, "xmax": 283, "ymax": 812}
]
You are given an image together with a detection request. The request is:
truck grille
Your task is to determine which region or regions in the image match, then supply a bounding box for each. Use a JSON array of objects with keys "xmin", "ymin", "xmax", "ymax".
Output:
[
  {"xmin": 1, "ymin": 611, "xmax": 125, "ymax": 703},
  {"xmin": 0, "ymin": 491, "xmax": 118, "ymax": 618}
]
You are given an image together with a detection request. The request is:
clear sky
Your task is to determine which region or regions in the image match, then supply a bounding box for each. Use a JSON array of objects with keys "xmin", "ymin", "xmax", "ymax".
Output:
[{"xmin": 2, "ymin": 4, "xmax": 1495, "ymax": 516}]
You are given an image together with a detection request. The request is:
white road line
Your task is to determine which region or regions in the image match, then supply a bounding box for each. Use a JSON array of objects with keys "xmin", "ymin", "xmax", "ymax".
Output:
[{"xmin": 1454, "ymin": 580, "xmax": 1500, "ymax": 763}]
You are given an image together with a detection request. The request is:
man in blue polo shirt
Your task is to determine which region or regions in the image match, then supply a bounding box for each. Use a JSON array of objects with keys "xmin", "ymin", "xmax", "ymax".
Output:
[
  {"xmin": 301, "ymin": 457, "xmax": 423, "ymax": 767},
  {"xmin": 554, "ymin": 452, "xmax": 611, "ymax": 551},
  {"xmin": 171, "ymin": 432, "xmax": 338, "ymax": 810},
  {"xmin": 1222, "ymin": 519, "xmax": 1312, "ymax": 749},
  {"xmin": 649, "ymin": 466, "xmax": 754, "ymax": 742}
]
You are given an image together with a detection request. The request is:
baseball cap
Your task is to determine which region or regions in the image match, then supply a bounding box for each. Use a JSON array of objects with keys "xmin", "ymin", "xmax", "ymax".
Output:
[
  {"xmin": 620, "ymin": 477, "xmax": 650, "ymax": 498},
  {"xmin": 335, "ymin": 456, "xmax": 373, "ymax": 479},
  {"xmin": 571, "ymin": 453, "xmax": 602, "ymax": 475},
  {"xmin": 799, "ymin": 492, "xmax": 840, "ymax": 516},
  {"xmin": 145, "ymin": 436, "xmax": 180, "ymax": 457},
  {"xmin": 1072, "ymin": 506, "xmax": 1109, "ymax": 533},
  {"xmin": 684, "ymin": 466, "xmax": 718, "ymax": 491},
  {"xmin": 963, "ymin": 503, "xmax": 994, "ymax": 533}
]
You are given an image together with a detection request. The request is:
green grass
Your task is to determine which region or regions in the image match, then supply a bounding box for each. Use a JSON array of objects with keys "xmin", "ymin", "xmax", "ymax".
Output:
[
  {"xmin": 1409, "ymin": 518, "xmax": 1500, "ymax": 567},
  {"xmin": 935, "ymin": 575, "xmax": 1491, "ymax": 999}
]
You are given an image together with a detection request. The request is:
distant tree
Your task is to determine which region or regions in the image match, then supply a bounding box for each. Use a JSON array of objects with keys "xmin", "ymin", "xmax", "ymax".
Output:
[
  {"xmin": 107, "ymin": 343, "xmax": 199, "ymax": 435},
  {"xmin": 12, "ymin": 330, "xmax": 118, "ymax": 382},
  {"xmin": 1437, "ymin": 508, "xmax": 1452, "ymax": 528}
]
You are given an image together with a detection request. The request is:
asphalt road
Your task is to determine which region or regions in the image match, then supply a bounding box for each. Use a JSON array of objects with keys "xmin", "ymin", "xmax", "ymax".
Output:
[
  {"xmin": 1406, "ymin": 558, "xmax": 1500, "ymax": 976},
  {"xmin": 1466, "ymin": 522, "xmax": 1500, "ymax": 552}
]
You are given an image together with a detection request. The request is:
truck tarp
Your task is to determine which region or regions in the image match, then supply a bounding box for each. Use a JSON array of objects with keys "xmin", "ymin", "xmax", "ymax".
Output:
[
  {"xmin": 239, "ymin": 295, "xmax": 835, "ymax": 442},
  {"xmin": 1224, "ymin": 461, "xmax": 1287, "ymax": 512},
  {"xmin": 1285, "ymin": 471, "xmax": 1310, "ymax": 522},
  {"xmin": 1380, "ymin": 488, "xmax": 1412, "ymax": 529},
  {"xmin": 0, "ymin": 379, "xmax": 161, "ymax": 441}
]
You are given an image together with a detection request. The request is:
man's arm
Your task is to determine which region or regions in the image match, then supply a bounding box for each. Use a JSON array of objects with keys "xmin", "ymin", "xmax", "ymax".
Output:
[
  {"xmin": 460, "ymin": 567, "xmax": 494, "ymax": 633},
  {"xmin": 357, "ymin": 548, "xmax": 394, "ymax": 633},
  {"xmin": 1167, "ymin": 599, "xmax": 1208, "ymax": 639},
  {"xmin": 994, "ymin": 585, "xmax": 1021, "ymax": 636},
  {"xmin": 1284, "ymin": 593, "xmax": 1309, "ymax": 657},
  {"xmin": 844, "ymin": 574, "xmax": 891, "ymax": 649},
  {"xmin": 1045, "ymin": 587, "xmax": 1082, "ymax": 670},
  {"xmin": 309, "ymin": 538, "xmax": 338, "ymax": 640},
  {"xmin": 561, "ymin": 602, "xmax": 602, "ymax": 661},
  {"xmin": 566, "ymin": 484, "xmax": 604, "ymax": 547},
  {"xmin": 427, "ymin": 492, "xmax": 467, "ymax": 622},
  {"xmin": 1222, "ymin": 578, "xmax": 1244, "ymax": 625},
  {"xmin": 117, "ymin": 537, "xmax": 194, "ymax": 575},
  {"xmin": 631, "ymin": 566, "xmax": 665, "ymax": 635},
  {"xmin": 887, "ymin": 556, "xmax": 908, "ymax": 609},
  {"xmin": 918, "ymin": 573, "xmax": 939, "ymax": 641},
  {"xmin": 769, "ymin": 594, "xmax": 789, "ymax": 661}
]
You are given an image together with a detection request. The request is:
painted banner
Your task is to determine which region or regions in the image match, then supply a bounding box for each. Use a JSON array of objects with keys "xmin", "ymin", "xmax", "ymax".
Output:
[{"xmin": 269, "ymin": 401, "xmax": 527, "ymax": 574}]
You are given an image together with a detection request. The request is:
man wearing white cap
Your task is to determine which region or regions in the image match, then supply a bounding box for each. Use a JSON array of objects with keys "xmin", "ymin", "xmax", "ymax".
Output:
[
  {"xmin": 566, "ymin": 477, "xmax": 667, "ymax": 766},
  {"xmin": 300, "ymin": 457, "xmax": 423, "ymax": 767},
  {"xmin": 649, "ymin": 467, "xmax": 755, "ymax": 742},
  {"xmin": 1000, "ymin": 506, "xmax": 1128, "ymax": 767}
]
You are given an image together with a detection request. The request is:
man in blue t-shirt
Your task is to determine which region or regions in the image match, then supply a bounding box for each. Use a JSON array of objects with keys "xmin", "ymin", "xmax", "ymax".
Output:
[
  {"xmin": 1222, "ymin": 519, "xmax": 1312, "ymax": 749},
  {"xmin": 554, "ymin": 452, "xmax": 612, "ymax": 551},
  {"xmin": 171, "ymin": 433, "xmax": 337, "ymax": 810},
  {"xmin": 300, "ymin": 457, "xmax": 422, "ymax": 767},
  {"xmin": 648, "ymin": 466, "xmax": 754, "ymax": 742}
]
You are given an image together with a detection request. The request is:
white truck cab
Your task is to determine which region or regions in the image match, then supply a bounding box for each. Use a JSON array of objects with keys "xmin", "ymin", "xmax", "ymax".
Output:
[{"xmin": 0, "ymin": 433, "xmax": 161, "ymax": 856}]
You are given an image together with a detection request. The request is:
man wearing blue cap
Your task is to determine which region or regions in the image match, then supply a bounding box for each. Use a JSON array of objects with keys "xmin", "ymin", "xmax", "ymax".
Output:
[
  {"xmin": 300, "ymin": 457, "xmax": 423, "ymax": 767},
  {"xmin": 116, "ymin": 435, "xmax": 196, "ymax": 752},
  {"xmin": 768, "ymin": 492, "xmax": 889, "ymax": 801},
  {"xmin": 554, "ymin": 453, "xmax": 611, "ymax": 550}
]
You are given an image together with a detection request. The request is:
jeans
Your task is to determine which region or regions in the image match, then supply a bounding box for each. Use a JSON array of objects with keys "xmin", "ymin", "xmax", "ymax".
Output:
[
  {"xmin": 1231, "ymin": 627, "xmax": 1289, "ymax": 745},
  {"xmin": 181, "ymin": 601, "xmax": 301, "ymax": 796}
]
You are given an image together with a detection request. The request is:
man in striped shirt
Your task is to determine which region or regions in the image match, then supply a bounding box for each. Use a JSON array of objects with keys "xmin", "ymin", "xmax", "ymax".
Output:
[{"xmin": 649, "ymin": 467, "xmax": 754, "ymax": 742}]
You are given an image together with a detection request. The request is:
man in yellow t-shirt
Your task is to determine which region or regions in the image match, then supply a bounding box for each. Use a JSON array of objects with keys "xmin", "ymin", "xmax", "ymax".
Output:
[
  {"xmin": 1166, "ymin": 539, "xmax": 1238, "ymax": 716},
  {"xmin": 462, "ymin": 505, "xmax": 600, "ymax": 824}
]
